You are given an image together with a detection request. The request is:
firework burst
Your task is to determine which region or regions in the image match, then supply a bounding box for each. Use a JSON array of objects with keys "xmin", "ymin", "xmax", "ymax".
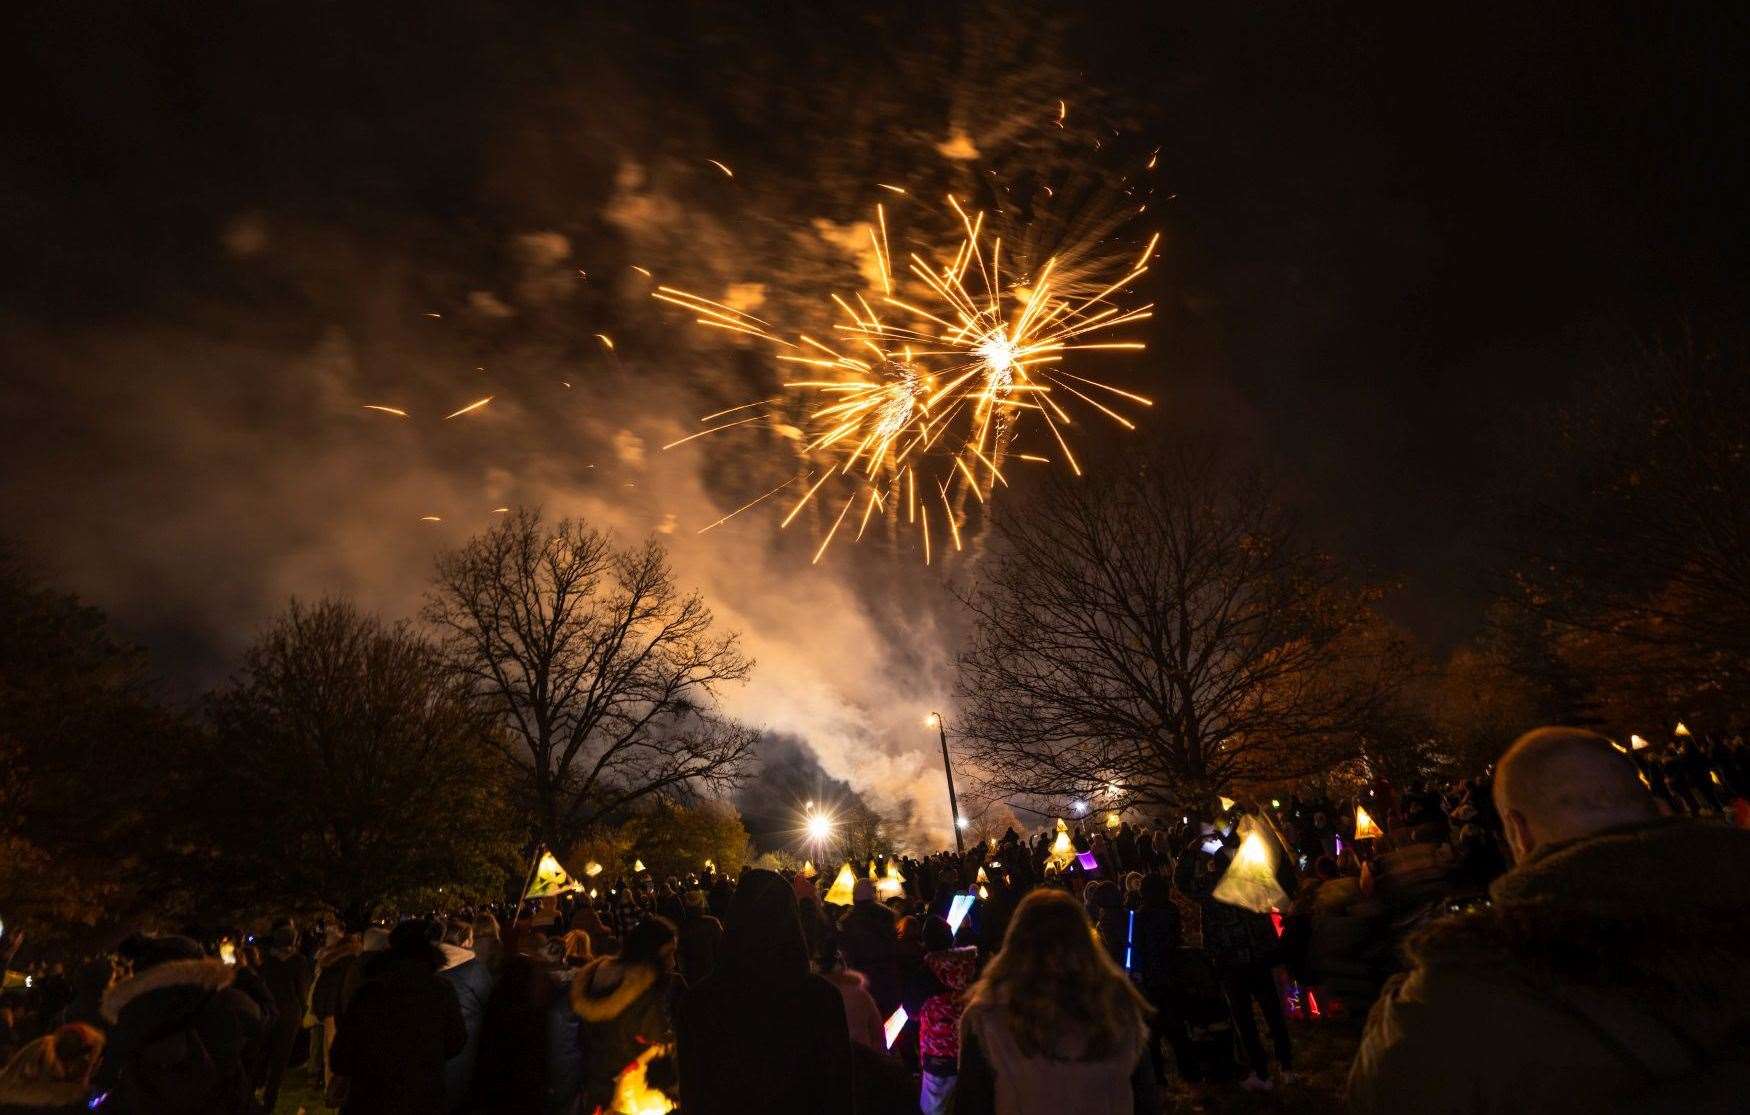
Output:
[{"xmin": 658, "ymin": 194, "xmax": 1156, "ymax": 563}]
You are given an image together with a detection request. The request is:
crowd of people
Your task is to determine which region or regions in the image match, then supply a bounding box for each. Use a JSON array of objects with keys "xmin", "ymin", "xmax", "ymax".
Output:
[{"xmin": 2, "ymin": 727, "xmax": 1746, "ymax": 1114}]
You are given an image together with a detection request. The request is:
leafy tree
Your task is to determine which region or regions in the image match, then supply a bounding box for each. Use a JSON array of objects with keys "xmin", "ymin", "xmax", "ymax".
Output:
[
  {"xmin": 180, "ymin": 599, "xmax": 518, "ymax": 925},
  {"xmin": 955, "ymin": 446, "xmax": 1401, "ymax": 808},
  {"xmin": 0, "ymin": 552, "xmax": 177, "ymax": 936},
  {"xmin": 425, "ymin": 509, "xmax": 757, "ymax": 849},
  {"xmin": 620, "ymin": 799, "xmax": 750, "ymax": 880},
  {"xmin": 1494, "ymin": 329, "xmax": 1750, "ymax": 733}
]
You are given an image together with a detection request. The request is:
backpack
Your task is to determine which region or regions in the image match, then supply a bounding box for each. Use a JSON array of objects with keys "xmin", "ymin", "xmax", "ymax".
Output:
[{"xmin": 119, "ymin": 993, "xmax": 227, "ymax": 1115}]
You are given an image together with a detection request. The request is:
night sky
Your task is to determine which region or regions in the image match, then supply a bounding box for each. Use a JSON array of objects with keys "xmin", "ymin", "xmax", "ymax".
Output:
[{"xmin": 4, "ymin": 4, "xmax": 1742, "ymax": 839}]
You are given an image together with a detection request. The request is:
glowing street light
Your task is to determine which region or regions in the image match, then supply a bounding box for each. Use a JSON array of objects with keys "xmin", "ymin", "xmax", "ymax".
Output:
[
  {"xmin": 955, "ymin": 815, "xmax": 970, "ymax": 830},
  {"xmin": 807, "ymin": 812, "xmax": 834, "ymax": 844}
]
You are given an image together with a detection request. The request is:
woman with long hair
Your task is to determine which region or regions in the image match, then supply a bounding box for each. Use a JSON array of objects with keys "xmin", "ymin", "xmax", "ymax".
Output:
[{"xmin": 955, "ymin": 889, "xmax": 1157, "ymax": 1115}]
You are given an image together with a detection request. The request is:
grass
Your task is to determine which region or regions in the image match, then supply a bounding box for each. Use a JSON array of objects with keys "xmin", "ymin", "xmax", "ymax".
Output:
[{"xmin": 1161, "ymin": 1017, "xmax": 1365, "ymax": 1114}]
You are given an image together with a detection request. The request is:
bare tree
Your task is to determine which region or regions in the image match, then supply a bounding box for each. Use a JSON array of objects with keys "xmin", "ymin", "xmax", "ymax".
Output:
[
  {"xmin": 954, "ymin": 448, "xmax": 1400, "ymax": 809},
  {"xmin": 424, "ymin": 509, "xmax": 756, "ymax": 847}
]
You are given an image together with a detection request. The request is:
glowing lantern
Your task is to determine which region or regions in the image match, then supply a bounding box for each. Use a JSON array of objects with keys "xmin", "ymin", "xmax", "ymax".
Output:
[
  {"xmin": 1219, "ymin": 795, "xmax": 1236, "ymax": 812},
  {"xmin": 1675, "ymin": 722, "xmax": 1692, "ymax": 738},
  {"xmin": 1353, "ymin": 804, "xmax": 1383, "ymax": 841},
  {"xmin": 1630, "ymin": 734, "xmax": 1650, "ymax": 750},
  {"xmin": 1106, "ymin": 812, "xmax": 1121, "ymax": 829},
  {"xmin": 703, "ymin": 858, "xmax": 714, "ymax": 871},
  {"xmin": 978, "ymin": 885, "xmax": 989, "ymax": 900},
  {"xmin": 975, "ymin": 866, "xmax": 989, "ymax": 884},
  {"xmin": 633, "ymin": 858, "xmax": 646, "ymax": 873},
  {"xmin": 1212, "ymin": 824, "xmax": 1288, "ymax": 913},
  {"xmin": 824, "ymin": 862, "xmax": 858, "ymax": 905},
  {"xmin": 610, "ymin": 1044, "xmax": 676, "ymax": 1114},
  {"xmin": 1049, "ymin": 820, "xmax": 1075, "ymax": 868},
  {"xmin": 801, "ymin": 859, "xmax": 816, "ymax": 877},
  {"xmin": 584, "ymin": 861, "xmax": 604, "ymax": 878},
  {"xmin": 876, "ymin": 859, "xmax": 906, "ymax": 900}
]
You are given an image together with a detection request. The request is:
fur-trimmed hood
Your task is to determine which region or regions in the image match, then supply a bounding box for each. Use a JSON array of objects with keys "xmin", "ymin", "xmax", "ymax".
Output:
[
  {"xmin": 0, "ymin": 1077, "xmax": 91, "ymax": 1109},
  {"xmin": 569, "ymin": 957, "xmax": 658, "ymax": 1023},
  {"xmin": 102, "ymin": 958, "xmax": 235, "ymax": 1024},
  {"xmin": 1407, "ymin": 818, "xmax": 1750, "ymax": 1048}
]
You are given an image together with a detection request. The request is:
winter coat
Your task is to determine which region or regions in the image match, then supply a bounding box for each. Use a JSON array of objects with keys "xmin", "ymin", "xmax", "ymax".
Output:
[
  {"xmin": 258, "ymin": 949, "xmax": 314, "ymax": 1038},
  {"xmin": 1347, "ymin": 818, "xmax": 1750, "ymax": 1114},
  {"xmin": 311, "ymin": 939, "xmax": 360, "ymax": 1021},
  {"xmin": 676, "ymin": 869, "xmax": 854, "ymax": 1115},
  {"xmin": 437, "ymin": 945, "xmax": 494, "ymax": 1113},
  {"xmin": 1084, "ymin": 881, "xmax": 1129, "ymax": 967},
  {"xmin": 569, "ymin": 956, "xmax": 678, "ymax": 1112},
  {"xmin": 0, "ymin": 1077, "xmax": 97, "ymax": 1115},
  {"xmin": 918, "ymin": 947, "xmax": 977, "ymax": 1064},
  {"xmin": 676, "ymin": 912, "xmax": 723, "ymax": 987},
  {"xmin": 838, "ymin": 900, "xmax": 902, "ymax": 1015},
  {"xmin": 94, "ymin": 958, "xmax": 266, "ymax": 1115},
  {"xmin": 823, "ymin": 969, "xmax": 885, "ymax": 1050},
  {"xmin": 955, "ymin": 1000, "xmax": 1155, "ymax": 1115},
  {"xmin": 1130, "ymin": 904, "xmax": 1183, "ymax": 992},
  {"xmin": 467, "ymin": 953, "xmax": 556, "ymax": 1115},
  {"xmin": 329, "ymin": 954, "xmax": 467, "ymax": 1115},
  {"xmin": 544, "ymin": 969, "xmax": 583, "ymax": 1115}
]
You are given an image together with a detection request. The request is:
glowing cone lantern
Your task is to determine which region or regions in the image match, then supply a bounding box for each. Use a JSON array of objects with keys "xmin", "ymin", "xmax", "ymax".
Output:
[
  {"xmin": 1353, "ymin": 804, "xmax": 1383, "ymax": 841},
  {"xmin": 801, "ymin": 859, "xmax": 816, "ymax": 878},
  {"xmin": 633, "ymin": 858, "xmax": 646, "ymax": 873},
  {"xmin": 876, "ymin": 859, "xmax": 906, "ymax": 900},
  {"xmin": 1049, "ymin": 820, "xmax": 1075, "ymax": 869},
  {"xmin": 1212, "ymin": 824, "xmax": 1288, "ymax": 913},
  {"xmin": 824, "ymin": 862, "xmax": 858, "ymax": 905}
]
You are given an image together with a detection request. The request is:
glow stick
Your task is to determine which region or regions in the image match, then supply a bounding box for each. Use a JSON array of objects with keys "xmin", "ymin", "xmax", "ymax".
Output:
[
  {"xmin": 884, "ymin": 1006, "xmax": 908, "ymax": 1049},
  {"xmin": 947, "ymin": 893, "xmax": 975, "ymax": 935}
]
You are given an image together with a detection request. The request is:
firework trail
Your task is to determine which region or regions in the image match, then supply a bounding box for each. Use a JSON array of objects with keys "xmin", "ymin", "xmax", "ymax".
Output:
[{"xmin": 658, "ymin": 192, "xmax": 1156, "ymax": 564}]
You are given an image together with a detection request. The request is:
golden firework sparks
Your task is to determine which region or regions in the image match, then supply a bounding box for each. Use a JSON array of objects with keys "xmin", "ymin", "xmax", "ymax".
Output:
[
  {"xmin": 442, "ymin": 396, "xmax": 494, "ymax": 420},
  {"xmin": 656, "ymin": 194, "xmax": 1154, "ymax": 562}
]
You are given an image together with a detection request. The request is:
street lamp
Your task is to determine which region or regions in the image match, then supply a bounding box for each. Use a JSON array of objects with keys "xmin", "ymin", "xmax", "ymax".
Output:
[{"xmin": 929, "ymin": 712, "xmax": 965, "ymax": 855}]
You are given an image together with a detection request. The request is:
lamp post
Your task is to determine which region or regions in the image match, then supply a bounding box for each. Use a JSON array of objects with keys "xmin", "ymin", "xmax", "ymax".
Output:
[{"xmin": 930, "ymin": 712, "xmax": 965, "ymax": 854}]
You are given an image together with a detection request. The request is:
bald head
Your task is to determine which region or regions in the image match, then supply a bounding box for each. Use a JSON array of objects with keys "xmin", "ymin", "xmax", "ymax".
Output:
[{"xmin": 1494, "ymin": 727, "xmax": 1659, "ymax": 860}]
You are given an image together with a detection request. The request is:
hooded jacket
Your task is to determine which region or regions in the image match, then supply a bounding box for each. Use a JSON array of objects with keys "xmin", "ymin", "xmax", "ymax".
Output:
[
  {"xmin": 919, "ymin": 946, "xmax": 978, "ymax": 1063},
  {"xmin": 437, "ymin": 944, "xmax": 493, "ymax": 1113},
  {"xmin": 569, "ymin": 955, "xmax": 677, "ymax": 1110},
  {"xmin": 675, "ymin": 869, "xmax": 854, "ymax": 1115},
  {"xmin": 1347, "ymin": 818, "xmax": 1750, "ymax": 1114},
  {"xmin": 94, "ymin": 957, "xmax": 266, "ymax": 1115}
]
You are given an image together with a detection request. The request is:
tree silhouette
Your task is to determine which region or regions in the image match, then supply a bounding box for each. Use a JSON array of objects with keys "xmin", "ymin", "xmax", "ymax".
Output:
[{"xmin": 425, "ymin": 509, "xmax": 756, "ymax": 848}]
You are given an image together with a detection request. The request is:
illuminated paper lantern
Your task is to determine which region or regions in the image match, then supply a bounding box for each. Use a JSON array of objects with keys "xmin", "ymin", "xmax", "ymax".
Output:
[
  {"xmin": 1105, "ymin": 811, "xmax": 1121, "ymax": 829},
  {"xmin": 1212, "ymin": 823, "xmax": 1287, "ymax": 913},
  {"xmin": 1353, "ymin": 804, "xmax": 1383, "ymax": 841},
  {"xmin": 1219, "ymin": 795, "xmax": 1236, "ymax": 812},
  {"xmin": 633, "ymin": 858, "xmax": 647, "ymax": 873},
  {"xmin": 824, "ymin": 862, "xmax": 858, "ymax": 905},
  {"xmin": 1630, "ymin": 734, "xmax": 1650, "ymax": 750},
  {"xmin": 584, "ymin": 861, "xmax": 604, "ymax": 878},
  {"xmin": 1049, "ymin": 821, "xmax": 1075, "ymax": 868},
  {"xmin": 876, "ymin": 859, "xmax": 906, "ymax": 900},
  {"xmin": 525, "ymin": 850, "xmax": 584, "ymax": 899},
  {"xmin": 801, "ymin": 859, "xmax": 816, "ymax": 878}
]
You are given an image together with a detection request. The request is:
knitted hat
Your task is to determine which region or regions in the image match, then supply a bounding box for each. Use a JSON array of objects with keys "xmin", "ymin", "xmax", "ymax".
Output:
[{"xmin": 852, "ymin": 877, "xmax": 877, "ymax": 903}]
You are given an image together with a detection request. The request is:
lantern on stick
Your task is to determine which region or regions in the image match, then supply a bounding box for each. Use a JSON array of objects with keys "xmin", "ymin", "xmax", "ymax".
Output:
[
  {"xmin": 824, "ymin": 862, "xmax": 858, "ymax": 905},
  {"xmin": 1353, "ymin": 804, "xmax": 1383, "ymax": 842}
]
